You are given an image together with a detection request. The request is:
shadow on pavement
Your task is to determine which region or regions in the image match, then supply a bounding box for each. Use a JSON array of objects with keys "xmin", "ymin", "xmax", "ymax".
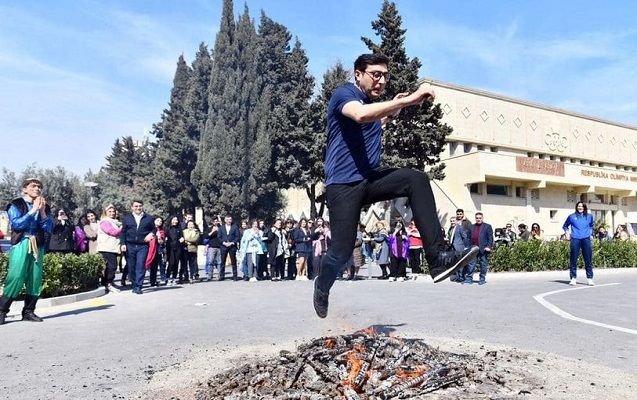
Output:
[
  {"xmin": 552, "ymin": 280, "xmax": 573, "ymax": 285},
  {"xmin": 44, "ymin": 304, "xmax": 114, "ymax": 319},
  {"xmin": 368, "ymin": 323, "xmax": 407, "ymax": 335},
  {"xmin": 143, "ymin": 286, "xmax": 184, "ymax": 293}
]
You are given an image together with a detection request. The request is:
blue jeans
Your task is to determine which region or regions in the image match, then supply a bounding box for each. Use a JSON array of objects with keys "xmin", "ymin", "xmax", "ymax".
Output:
[
  {"xmin": 570, "ymin": 237, "xmax": 593, "ymax": 279},
  {"xmin": 464, "ymin": 252, "xmax": 489, "ymax": 283},
  {"xmin": 126, "ymin": 243, "xmax": 149, "ymax": 290}
]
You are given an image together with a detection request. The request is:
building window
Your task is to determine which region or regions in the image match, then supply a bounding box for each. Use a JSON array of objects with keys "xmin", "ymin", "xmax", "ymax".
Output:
[
  {"xmin": 515, "ymin": 187, "xmax": 527, "ymax": 198},
  {"xmin": 486, "ymin": 184, "xmax": 509, "ymax": 196},
  {"xmin": 622, "ymin": 197, "xmax": 628, "ymax": 206},
  {"xmin": 550, "ymin": 210, "xmax": 558, "ymax": 220},
  {"xmin": 567, "ymin": 190, "xmax": 577, "ymax": 203},
  {"xmin": 610, "ymin": 195, "xmax": 618, "ymax": 205},
  {"xmin": 477, "ymin": 145, "xmax": 485, "ymax": 151},
  {"xmin": 449, "ymin": 142, "xmax": 458, "ymax": 156},
  {"xmin": 531, "ymin": 189, "xmax": 540, "ymax": 200},
  {"xmin": 463, "ymin": 143, "xmax": 472, "ymax": 153},
  {"xmin": 469, "ymin": 183, "xmax": 482, "ymax": 195},
  {"xmin": 590, "ymin": 194, "xmax": 605, "ymax": 204},
  {"xmin": 490, "ymin": 146, "xmax": 498, "ymax": 153}
]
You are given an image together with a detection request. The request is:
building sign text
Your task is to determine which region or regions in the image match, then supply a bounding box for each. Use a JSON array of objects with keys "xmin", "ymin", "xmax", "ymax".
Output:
[
  {"xmin": 516, "ymin": 157, "xmax": 565, "ymax": 176},
  {"xmin": 581, "ymin": 169, "xmax": 637, "ymax": 182}
]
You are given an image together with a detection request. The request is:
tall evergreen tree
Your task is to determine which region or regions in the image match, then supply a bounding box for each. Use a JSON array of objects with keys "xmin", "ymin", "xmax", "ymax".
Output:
[
  {"xmin": 193, "ymin": 0, "xmax": 236, "ymax": 216},
  {"xmin": 185, "ymin": 43, "xmax": 213, "ymax": 143},
  {"xmin": 148, "ymin": 55, "xmax": 196, "ymax": 215},
  {"xmin": 361, "ymin": 0, "xmax": 451, "ymax": 179},
  {"xmin": 256, "ymin": 14, "xmax": 315, "ymax": 189},
  {"xmin": 98, "ymin": 136, "xmax": 155, "ymax": 213},
  {"xmin": 305, "ymin": 62, "xmax": 350, "ymax": 218},
  {"xmin": 194, "ymin": 2, "xmax": 277, "ymax": 218}
]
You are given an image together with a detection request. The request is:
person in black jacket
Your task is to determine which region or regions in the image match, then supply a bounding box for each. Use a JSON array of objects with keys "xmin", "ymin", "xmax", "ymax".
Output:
[
  {"xmin": 47, "ymin": 209, "xmax": 75, "ymax": 253},
  {"xmin": 217, "ymin": 214, "xmax": 240, "ymax": 281},
  {"xmin": 292, "ymin": 218, "xmax": 312, "ymax": 280},
  {"xmin": 165, "ymin": 216, "xmax": 184, "ymax": 285},
  {"xmin": 266, "ymin": 219, "xmax": 287, "ymax": 281},
  {"xmin": 119, "ymin": 200, "xmax": 155, "ymax": 294}
]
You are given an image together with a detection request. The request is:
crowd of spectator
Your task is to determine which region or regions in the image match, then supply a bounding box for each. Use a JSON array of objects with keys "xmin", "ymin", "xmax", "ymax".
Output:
[{"xmin": 2, "ymin": 200, "xmax": 632, "ymax": 294}]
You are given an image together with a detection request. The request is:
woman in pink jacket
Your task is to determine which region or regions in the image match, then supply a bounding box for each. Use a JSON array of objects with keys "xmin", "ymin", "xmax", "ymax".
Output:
[{"xmin": 96, "ymin": 205, "xmax": 123, "ymax": 293}]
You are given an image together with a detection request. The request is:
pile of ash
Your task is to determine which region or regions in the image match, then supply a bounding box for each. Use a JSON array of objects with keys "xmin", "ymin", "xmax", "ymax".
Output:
[{"xmin": 196, "ymin": 329, "xmax": 533, "ymax": 399}]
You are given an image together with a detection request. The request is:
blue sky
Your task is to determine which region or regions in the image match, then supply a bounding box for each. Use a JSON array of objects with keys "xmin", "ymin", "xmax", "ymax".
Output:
[{"xmin": 1, "ymin": 0, "xmax": 636, "ymax": 175}]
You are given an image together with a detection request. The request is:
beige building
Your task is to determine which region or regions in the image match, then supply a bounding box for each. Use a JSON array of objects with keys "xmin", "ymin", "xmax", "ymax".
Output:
[
  {"xmin": 283, "ymin": 79, "xmax": 637, "ymax": 239},
  {"xmin": 428, "ymin": 79, "xmax": 637, "ymax": 239}
]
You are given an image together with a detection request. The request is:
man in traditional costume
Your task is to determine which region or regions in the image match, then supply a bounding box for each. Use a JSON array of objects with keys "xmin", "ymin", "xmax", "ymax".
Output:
[{"xmin": 0, "ymin": 178, "xmax": 53, "ymax": 325}]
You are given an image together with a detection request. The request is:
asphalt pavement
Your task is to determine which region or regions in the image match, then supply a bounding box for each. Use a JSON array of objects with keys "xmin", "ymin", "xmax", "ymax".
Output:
[{"xmin": 1, "ymin": 266, "xmax": 636, "ymax": 399}]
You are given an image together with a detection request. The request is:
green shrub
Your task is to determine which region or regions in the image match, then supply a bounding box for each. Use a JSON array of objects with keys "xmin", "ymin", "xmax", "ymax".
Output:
[
  {"xmin": 490, "ymin": 239, "xmax": 637, "ymax": 272},
  {"xmin": 0, "ymin": 252, "xmax": 104, "ymax": 298}
]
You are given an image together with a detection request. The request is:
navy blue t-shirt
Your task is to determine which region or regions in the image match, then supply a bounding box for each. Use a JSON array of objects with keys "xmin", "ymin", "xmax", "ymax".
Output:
[{"xmin": 324, "ymin": 82, "xmax": 383, "ymax": 185}]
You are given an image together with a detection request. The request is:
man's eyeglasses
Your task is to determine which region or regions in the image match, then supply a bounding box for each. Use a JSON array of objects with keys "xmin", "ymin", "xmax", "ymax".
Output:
[{"xmin": 364, "ymin": 70, "xmax": 390, "ymax": 81}]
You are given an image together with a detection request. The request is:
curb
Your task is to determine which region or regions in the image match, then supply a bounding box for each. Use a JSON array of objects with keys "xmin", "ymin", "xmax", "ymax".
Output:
[{"xmin": 5, "ymin": 287, "xmax": 106, "ymax": 317}]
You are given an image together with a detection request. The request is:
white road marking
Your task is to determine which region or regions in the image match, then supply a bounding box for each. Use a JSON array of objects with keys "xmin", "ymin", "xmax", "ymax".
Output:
[{"xmin": 533, "ymin": 283, "xmax": 637, "ymax": 335}]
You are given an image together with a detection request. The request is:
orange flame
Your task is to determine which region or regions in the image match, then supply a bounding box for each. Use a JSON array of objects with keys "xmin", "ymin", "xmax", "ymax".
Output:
[
  {"xmin": 342, "ymin": 351, "xmax": 365, "ymax": 388},
  {"xmin": 396, "ymin": 365, "xmax": 427, "ymax": 380}
]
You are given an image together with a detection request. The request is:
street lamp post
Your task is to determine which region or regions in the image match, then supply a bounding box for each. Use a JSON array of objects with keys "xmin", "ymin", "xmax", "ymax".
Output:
[{"xmin": 84, "ymin": 181, "xmax": 98, "ymax": 209}]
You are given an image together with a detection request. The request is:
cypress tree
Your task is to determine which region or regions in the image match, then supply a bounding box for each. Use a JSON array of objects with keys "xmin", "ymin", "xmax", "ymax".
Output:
[
  {"xmin": 148, "ymin": 55, "xmax": 194, "ymax": 215},
  {"xmin": 194, "ymin": 1, "xmax": 273, "ymax": 218},
  {"xmin": 255, "ymin": 14, "xmax": 314, "ymax": 191},
  {"xmin": 192, "ymin": 0, "xmax": 236, "ymax": 217},
  {"xmin": 361, "ymin": 0, "xmax": 451, "ymax": 179},
  {"xmin": 305, "ymin": 62, "xmax": 350, "ymax": 218},
  {"xmin": 98, "ymin": 136, "xmax": 155, "ymax": 213}
]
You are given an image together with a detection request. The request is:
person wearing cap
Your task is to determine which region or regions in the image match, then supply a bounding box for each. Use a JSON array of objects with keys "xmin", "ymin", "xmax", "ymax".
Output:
[{"xmin": 0, "ymin": 178, "xmax": 53, "ymax": 325}]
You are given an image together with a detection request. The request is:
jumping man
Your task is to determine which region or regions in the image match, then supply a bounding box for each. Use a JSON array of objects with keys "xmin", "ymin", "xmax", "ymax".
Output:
[{"xmin": 313, "ymin": 53, "xmax": 479, "ymax": 318}]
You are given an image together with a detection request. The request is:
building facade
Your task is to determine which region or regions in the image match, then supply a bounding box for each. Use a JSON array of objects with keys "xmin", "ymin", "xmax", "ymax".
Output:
[{"xmin": 428, "ymin": 79, "xmax": 637, "ymax": 239}]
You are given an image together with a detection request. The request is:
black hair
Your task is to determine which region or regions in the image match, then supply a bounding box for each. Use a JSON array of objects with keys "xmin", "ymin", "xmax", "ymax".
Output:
[
  {"xmin": 131, "ymin": 199, "xmax": 143, "ymax": 206},
  {"xmin": 391, "ymin": 220, "xmax": 406, "ymax": 235},
  {"xmin": 575, "ymin": 201, "xmax": 588, "ymax": 214},
  {"xmin": 354, "ymin": 53, "xmax": 390, "ymax": 72},
  {"xmin": 455, "ymin": 209, "xmax": 464, "ymax": 214}
]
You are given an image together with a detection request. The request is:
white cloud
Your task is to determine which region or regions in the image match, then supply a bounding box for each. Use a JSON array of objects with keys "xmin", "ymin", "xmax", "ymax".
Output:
[{"xmin": 407, "ymin": 19, "xmax": 637, "ymax": 124}]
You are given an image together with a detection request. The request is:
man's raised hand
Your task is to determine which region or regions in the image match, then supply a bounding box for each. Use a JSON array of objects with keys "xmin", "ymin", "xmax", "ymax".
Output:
[{"xmin": 411, "ymin": 82, "xmax": 435, "ymax": 105}]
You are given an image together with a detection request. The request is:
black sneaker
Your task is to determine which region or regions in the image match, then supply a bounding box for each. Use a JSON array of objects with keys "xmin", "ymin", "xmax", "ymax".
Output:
[
  {"xmin": 313, "ymin": 279, "xmax": 329, "ymax": 319},
  {"xmin": 429, "ymin": 246, "xmax": 479, "ymax": 283}
]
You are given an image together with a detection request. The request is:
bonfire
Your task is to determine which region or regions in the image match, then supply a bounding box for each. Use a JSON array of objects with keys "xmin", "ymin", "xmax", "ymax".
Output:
[{"xmin": 196, "ymin": 328, "xmax": 477, "ymax": 399}]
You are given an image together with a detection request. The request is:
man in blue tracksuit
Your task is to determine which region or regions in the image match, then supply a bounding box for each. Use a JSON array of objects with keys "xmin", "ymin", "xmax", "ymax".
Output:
[{"xmin": 563, "ymin": 201, "xmax": 595, "ymax": 286}]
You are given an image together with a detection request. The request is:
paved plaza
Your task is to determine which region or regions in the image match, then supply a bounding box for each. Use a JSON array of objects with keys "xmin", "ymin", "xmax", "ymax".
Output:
[{"xmin": 2, "ymin": 267, "xmax": 636, "ymax": 399}]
